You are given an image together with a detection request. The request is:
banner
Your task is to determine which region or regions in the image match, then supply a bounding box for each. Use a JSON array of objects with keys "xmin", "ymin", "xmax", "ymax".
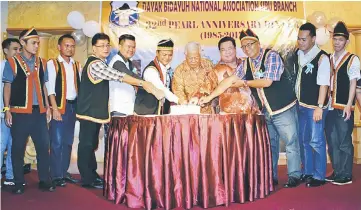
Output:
[{"xmin": 102, "ymin": 1, "xmax": 305, "ymax": 69}]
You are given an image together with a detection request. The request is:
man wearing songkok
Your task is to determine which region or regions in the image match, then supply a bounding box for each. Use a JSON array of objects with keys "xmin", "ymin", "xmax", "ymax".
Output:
[
  {"xmin": 324, "ymin": 21, "xmax": 360, "ymax": 185},
  {"xmin": 172, "ymin": 41, "xmax": 216, "ymax": 114},
  {"xmin": 134, "ymin": 39, "xmax": 179, "ymax": 115},
  {"xmin": 210, "ymin": 36, "xmax": 259, "ymax": 114},
  {"xmin": 200, "ymin": 29, "xmax": 302, "ymax": 188},
  {"xmin": 1, "ymin": 38, "xmax": 21, "ymax": 187},
  {"xmin": 47, "ymin": 34, "xmax": 81, "ymax": 187},
  {"xmin": 76, "ymin": 33, "xmax": 163, "ymax": 189},
  {"xmin": 295, "ymin": 23, "xmax": 331, "ymax": 187},
  {"xmin": 2, "ymin": 27, "xmax": 55, "ymax": 194}
]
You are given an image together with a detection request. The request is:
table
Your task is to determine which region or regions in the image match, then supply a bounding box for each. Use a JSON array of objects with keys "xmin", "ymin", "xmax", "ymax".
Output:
[{"xmin": 104, "ymin": 114, "xmax": 273, "ymax": 209}]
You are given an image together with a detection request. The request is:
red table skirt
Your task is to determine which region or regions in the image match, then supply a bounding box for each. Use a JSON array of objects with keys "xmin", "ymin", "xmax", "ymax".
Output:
[{"xmin": 104, "ymin": 114, "xmax": 273, "ymax": 209}]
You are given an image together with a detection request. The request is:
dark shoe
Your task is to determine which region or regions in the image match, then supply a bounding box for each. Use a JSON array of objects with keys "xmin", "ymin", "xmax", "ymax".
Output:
[
  {"xmin": 331, "ymin": 177, "xmax": 352, "ymax": 186},
  {"xmin": 53, "ymin": 178, "xmax": 66, "ymax": 187},
  {"xmin": 12, "ymin": 185, "xmax": 25, "ymax": 194},
  {"xmin": 284, "ymin": 177, "xmax": 301, "ymax": 188},
  {"xmin": 300, "ymin": 174, "xmax": 313, "ymax": 183},
  {"xmin": 325, "ymin": 172, "xmax": 336, "ymax": 182},
  {"xmin": 23, "ymin": 164, "xmax": 31, "ymax": 174},
  {"xmin": 81, "ymin": 182, "xmax": 103, "ymax": 189},
  {"xmin": 64, "ymin": 172, "xmax": 80, "ymax": 183},
  {"xmin": 306, "ymin": 178, "xmax": 326, "ymax": 187},
  {"xmin": 273, "ymin": 179, "xmax": 279, "ymax": 186},
  {"xmin": 39, "ymin": 181, "xmax": 56, "ymax": 192},
  {"xmin": 95, "ymin": 174, "xmax": 104, "ymax": 185}
]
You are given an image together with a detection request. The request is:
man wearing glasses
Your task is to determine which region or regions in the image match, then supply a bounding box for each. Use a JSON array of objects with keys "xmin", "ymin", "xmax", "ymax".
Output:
[
  {"xmin": 46, "ymin": 34, "xmax": 81, "ymax": 187},
  {"xmin": 199, "ymin": 29, "xmax": 302, "ymax": 188},
  {"xmin": 76, "ymin": 33, "xmax": 164, "ymax": 189}
]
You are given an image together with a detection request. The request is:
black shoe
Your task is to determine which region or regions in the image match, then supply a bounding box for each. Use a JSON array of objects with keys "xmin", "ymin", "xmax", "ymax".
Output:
[
  {"xmin": 81, "ymin": 182, "xmax": 103, "ymax": 189},
  {"xmin": 12, "ymin": 185, "xmax": 25, "ymax": 194},
  {"xmin": 306, "ymin": 178, "xmax": 326, "ymax": 187},
  {"xmin": 23, "ymin": 164, "xmax": 31, "ymax": 174},
  {"xmin": 300, "ymin": 174, "xmax": 313, "ymax": 183},
  {"xmin": 325, "ymin": 172, "xmax": 336, "ymax": 182},
  {"xmin": 331, "ymin": 177, "xmax": 352, "ymax": 186},
  {"xmin": 38, "ymin": 181, "xmax": 56, "ymax": 192},
  {"xmin": 64, "ymin": 173, "xmax": 80, "ymax": 183},
  {"xmin": 53, "ymin": 178, "xmax": 66, "ymax": 187},
  {"xmin": 273, "ymin": 179, "xmax": 279, "ymax": 186},
  {"xmin": 284, "ymin": 176, "xmax": 301, "ymax": 188},
  {"xmin": 95, "ymin": 174, "xmax": 104, "ymax": 185}
]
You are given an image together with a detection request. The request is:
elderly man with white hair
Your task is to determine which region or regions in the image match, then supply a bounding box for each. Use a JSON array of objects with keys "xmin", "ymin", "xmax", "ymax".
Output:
[{"xmin": 172, "ymin": 42, "xmax": 217, "ymax": 114}]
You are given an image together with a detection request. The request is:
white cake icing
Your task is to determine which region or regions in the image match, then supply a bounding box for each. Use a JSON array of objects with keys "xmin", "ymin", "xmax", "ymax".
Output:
[{"xmin": 169, "ymin": 105, "xmax": 201, "ymax": 115}]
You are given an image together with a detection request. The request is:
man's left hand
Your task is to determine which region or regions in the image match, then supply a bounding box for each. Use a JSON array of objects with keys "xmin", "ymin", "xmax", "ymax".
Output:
[
  {"xmin": 343, "ymin": 105, "xmax": 352, "ymax": 121},
  {"xmin": 313, "ymin": 107, "xmax": 323, "ymax": 122}
]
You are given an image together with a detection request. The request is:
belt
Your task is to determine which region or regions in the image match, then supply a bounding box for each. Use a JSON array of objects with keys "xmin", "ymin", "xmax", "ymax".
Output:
[
  {"xmin": 66, "ymin": 99, "xmax": 77, "ymax": 104},
  {"xmin": 32, "ymin": 105, "xmax": 39, "ymax": 109}
]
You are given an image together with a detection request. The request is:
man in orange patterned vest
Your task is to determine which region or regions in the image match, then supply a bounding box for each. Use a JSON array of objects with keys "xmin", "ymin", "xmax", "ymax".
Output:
[
  {"xmin": 47, "ymin": 34, "xmax": 81, "ymax": 187},
  {"xmin": 2, "ymin": 28, "xmax": 55, "ymax": 194}
]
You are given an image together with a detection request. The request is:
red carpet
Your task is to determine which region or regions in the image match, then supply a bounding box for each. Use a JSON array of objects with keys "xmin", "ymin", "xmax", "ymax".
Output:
[{"xmin": 2, "ymin": 164, "xmax": 361, "ymax": 210}]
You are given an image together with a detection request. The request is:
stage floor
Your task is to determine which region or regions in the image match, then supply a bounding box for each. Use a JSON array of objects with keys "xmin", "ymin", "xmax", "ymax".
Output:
[{"xmin": 2, "ymin": 164, "xmax": 361, "ymax": 210}]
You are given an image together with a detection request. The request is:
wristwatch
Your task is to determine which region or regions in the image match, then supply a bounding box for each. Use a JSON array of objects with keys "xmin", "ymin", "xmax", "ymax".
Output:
[
  {"xmin": 317, "ymin": 103, "xmax": 323, "ymax": 109},
  {"xmin": 138, "ymin": 80, "xmax": 143, "ymax": 87},
  {"xmin": 2, "ymin": 107, "xmax": 10, "ymax": 112}
]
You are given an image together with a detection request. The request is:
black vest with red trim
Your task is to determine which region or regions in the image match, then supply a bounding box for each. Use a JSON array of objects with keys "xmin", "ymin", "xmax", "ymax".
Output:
[
  {"xmin": 7, "ymin": 54, "xmax": 47, "ymax": 114},
  {"xmin": 49, "ymin": 58, "xmax": 81, "ymax": 114},
  {"xmin": 76, "ymin": 56, "xmax": 110, "ymax": 123},
  {"xmin": 295, "ymin": 49, "xmax": 329, "ymax": 108},
  {"xmin": 331, "ymin": 53, "xmax": 358, "ymax": 110},
  {"xmin": 134, "ymin": 59, "xmax": 169, "ymax": 115},
  {"xmin": 245, "ymin": 49, "xmax": 297, "ymax": 115}
]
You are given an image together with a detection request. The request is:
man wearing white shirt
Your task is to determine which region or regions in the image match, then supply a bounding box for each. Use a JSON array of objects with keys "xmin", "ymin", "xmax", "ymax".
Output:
[
  {"xmin": 108, "ymin": 34, "xmax": 142, "ymax": 116},
  {"xmin": 324, "ymin": 22, "xmax": 361, "ymax": 185},
  {"xmin": 134, "ymin": 39, "xmax": 179, "ymax": 115},
  {"xmin": 46, "ymin": 34, "xmax": 81, "ymax": 187},
  {"xmin": 295, "ymin": 23, "xmax": 331, "ymax": 187},
  {"xmin": 1, "ymin": 38, "xmax": 21, "ymax": 187}
]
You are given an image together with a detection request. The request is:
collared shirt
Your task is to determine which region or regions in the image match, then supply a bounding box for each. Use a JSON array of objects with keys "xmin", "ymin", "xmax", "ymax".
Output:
[
  {"xmin": 330, "ymin": 50, "xmax": 361, "ymax": 90},
  {"xmin": 89, "ymin": 58, "xmax": 125, "ymax": 82},
  {"xmin": 236, "ymin": 48, "xmax": 284, "ymax": 81},
  {"xmin": 297, "ymin": 44, "xmax": 331, "ymax": 87},
  {"xmin": 328, "ymin": 50, "xmax": 361, "ymax": 109},
  {"xmin": 46, "ymin": 55, "xmax": 80, "ymax": 100},
  {"xmin": 108, "ymin": 53, "xmax": 136, "ymax": 115},
  {"xmin": 143, "ymin": 59, "xmax": 179, "ymax": 103},
  {"xmin": 172, "ymin": 58, "xmax": 216, "ymax": 114},
  {"xmin": 2, "ymin": 53, "xmax": 49, "ymax": 105}
]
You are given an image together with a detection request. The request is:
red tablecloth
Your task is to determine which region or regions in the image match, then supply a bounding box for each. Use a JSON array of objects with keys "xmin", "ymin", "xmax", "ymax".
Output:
[{"xmin": 104, "ymin": 114, "xmax": 273, "ymax": 209}]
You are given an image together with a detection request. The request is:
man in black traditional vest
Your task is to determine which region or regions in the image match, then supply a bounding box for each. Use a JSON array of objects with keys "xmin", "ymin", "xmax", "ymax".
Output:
[
  {"xmin": 134, "ymin": 39, "xmax": 179, "ymax": 115},
  {"xmin": 2, "ymin": 28, "xmax": 55, "ymax": 194},
  {"xmin": 76, "ymin": 33, "xmax": 164, "ymax": 189},
  {"xmin": 295, "ymin": 23, "xmax": 331, "ymax": 187},
  {"xmin": 324, "ymin": 22, "xmax": 360, "ymax": 185},
  {"xmin": 199, "ymin": 29, "xmax": 302, "ymax": 188},
  {"xmin": 47, "ymin": 34, "xmax": 81, "ymax": 186}
]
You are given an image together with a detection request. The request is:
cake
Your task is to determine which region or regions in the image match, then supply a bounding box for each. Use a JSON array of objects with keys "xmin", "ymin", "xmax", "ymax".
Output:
[{"xmin": 169, "ymin": 105, "xmax": 201, "ymax": 115}]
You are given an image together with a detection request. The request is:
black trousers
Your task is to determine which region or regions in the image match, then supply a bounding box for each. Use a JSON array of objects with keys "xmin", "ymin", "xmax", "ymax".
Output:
[
  {"xmin": 10, "ymin": 108, "xmax": 51, "ymax": 185},
  {"xmin": 325, "ymin": 109, "xmax": 354, "ymax": 178},
  {"xmin": 77, "ymin": 119, "xmax": 101, "ymax": 184}
]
